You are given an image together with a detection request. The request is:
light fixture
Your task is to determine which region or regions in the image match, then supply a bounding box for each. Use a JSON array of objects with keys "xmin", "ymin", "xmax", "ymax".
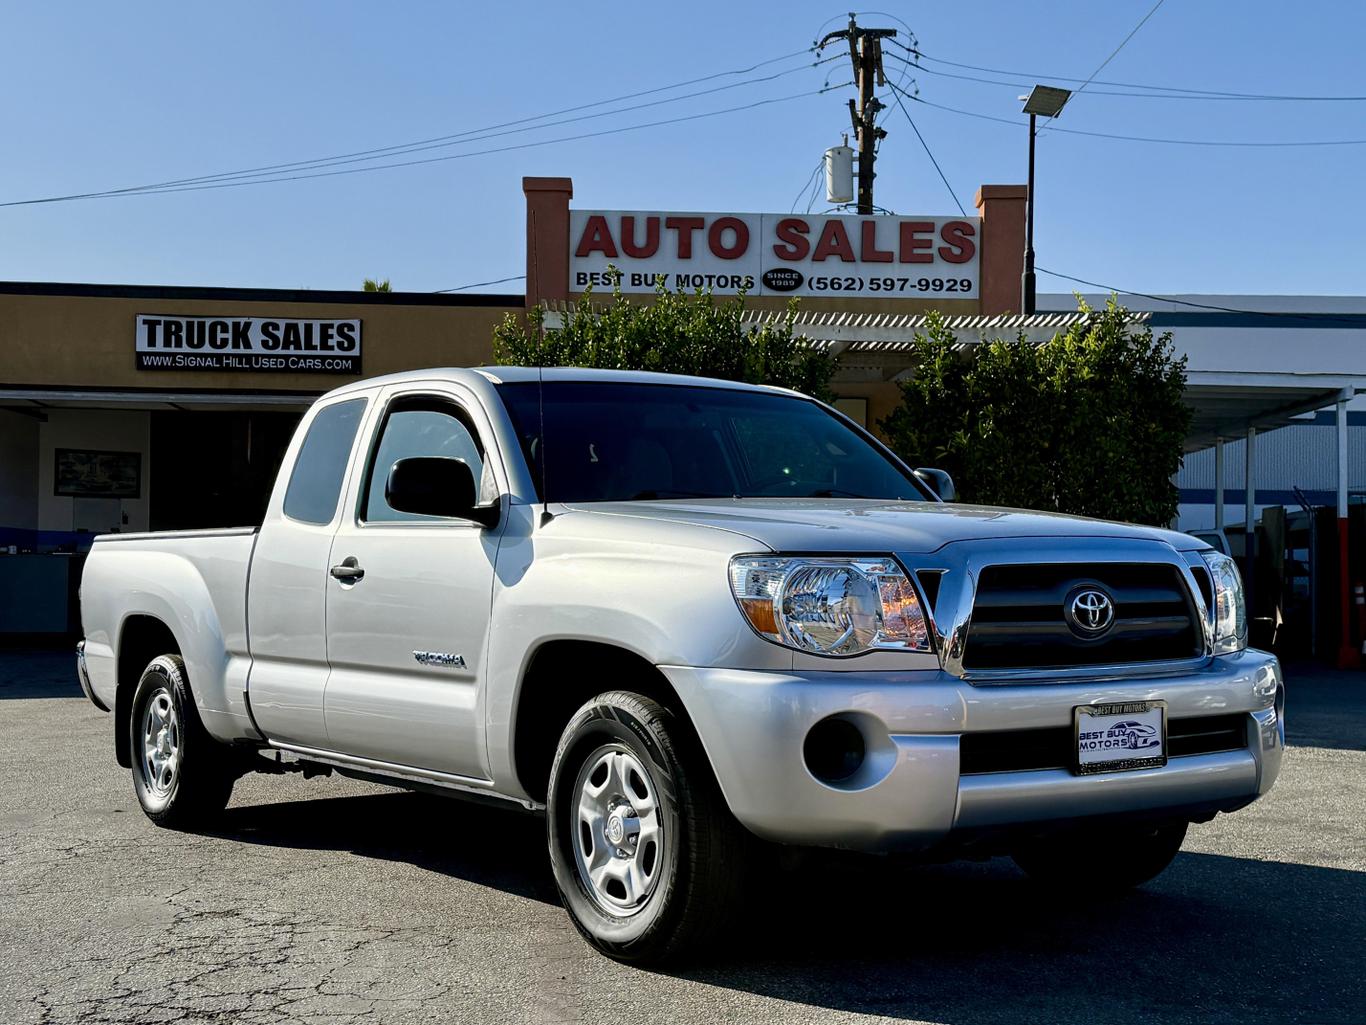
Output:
[
  {"xmin": 1022, "ymin": 84, "xmax": 1072, "ymax": 118},
  {"xmin": 1020, "ymin": 84, "xmax": 1074, "ymax": 315}
]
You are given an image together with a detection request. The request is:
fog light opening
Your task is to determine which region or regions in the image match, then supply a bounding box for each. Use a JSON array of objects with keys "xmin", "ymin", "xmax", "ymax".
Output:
[
  {"xmin": 1275, "ymin": 679, "xmax": 1286, "ymax": 745},
  {"xmin": 803, "ymin": 716, "xmax": 867, "ymax": 785}
]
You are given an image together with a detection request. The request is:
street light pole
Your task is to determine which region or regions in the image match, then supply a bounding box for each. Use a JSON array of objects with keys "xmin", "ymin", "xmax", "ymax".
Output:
[
  {"xmin": 1023, "ymin": 112, "xmax": 1037, "ymax": 315},
  {"xmin": 1018, "ymin": 85, "xmax": 1072, "ymax": 316}
]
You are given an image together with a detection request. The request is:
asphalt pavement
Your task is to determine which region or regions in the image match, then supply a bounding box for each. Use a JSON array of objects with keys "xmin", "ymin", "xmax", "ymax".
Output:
[{"xmin": 1, "ymin": 649, "xmax": 1362, "ymax": 1025}]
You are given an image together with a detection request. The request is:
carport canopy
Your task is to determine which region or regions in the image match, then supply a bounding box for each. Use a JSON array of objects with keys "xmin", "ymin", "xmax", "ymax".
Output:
[{"xmin": 733, "ymin": 307, "xmax": 1366, "ymax": 456}]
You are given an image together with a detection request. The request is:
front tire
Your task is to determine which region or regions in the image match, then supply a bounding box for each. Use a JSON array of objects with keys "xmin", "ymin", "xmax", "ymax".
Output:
[
  {"xmin": 1011, "ymin": 820, "xmax": 1188, "ymax": 890},
  {"xmin": 546, "ymin": 690, "xmax": 747, "ymax": 964},
  {"xmin": 129, "ymin": 655, "xmax": 234, "ymax": 828}
]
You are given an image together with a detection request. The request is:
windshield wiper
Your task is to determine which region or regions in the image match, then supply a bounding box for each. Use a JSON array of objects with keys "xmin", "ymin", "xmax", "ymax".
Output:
[
  {"xmin": 807, "ymin": 487, "xmax": 874, "ymax": 499},
  {"xmin": 627, "ymin": 489, "xmax": 730, "ymax": 500}
]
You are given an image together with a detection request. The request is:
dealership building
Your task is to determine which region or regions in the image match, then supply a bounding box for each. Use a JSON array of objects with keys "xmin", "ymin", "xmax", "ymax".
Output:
[{"xmin": 4, "ymin": 175, "xmax": 1366, "ymax": 662}]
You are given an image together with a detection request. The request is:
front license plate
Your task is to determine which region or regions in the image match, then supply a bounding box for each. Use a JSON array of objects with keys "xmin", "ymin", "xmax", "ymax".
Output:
[{"xmin": 1073, "ymin": 701, "xmax": 1167, "ymax": 775}]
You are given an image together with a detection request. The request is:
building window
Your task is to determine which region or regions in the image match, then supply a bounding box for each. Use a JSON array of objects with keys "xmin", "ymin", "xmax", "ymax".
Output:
[{"xmin": 834, "ymin": 397, "xmax": 869, "ymax": 428}]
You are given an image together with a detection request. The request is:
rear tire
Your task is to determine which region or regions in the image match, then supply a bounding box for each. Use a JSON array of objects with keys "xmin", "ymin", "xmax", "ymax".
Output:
[
  {"xmin": 546, "ymin": 690, "xmax": 748, "ymax": 964},
  {"xmin": 129, "ymin": 655, "xmax": 234, "ymax": 828},
  {"xmin": 1011, "ymin": 820, "xmax": 1188, "ymax": 890}
]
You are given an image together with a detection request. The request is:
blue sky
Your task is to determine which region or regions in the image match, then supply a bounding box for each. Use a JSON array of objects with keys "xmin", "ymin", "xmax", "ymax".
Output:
[{"xmin": 2, "ymin": 1, "xmax": 1362, "ymax": 296}]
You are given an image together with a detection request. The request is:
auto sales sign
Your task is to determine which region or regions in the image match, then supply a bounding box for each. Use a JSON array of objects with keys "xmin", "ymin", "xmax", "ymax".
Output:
[
  {"xmin": 135, "ymin": 315, "xmax": 362, "ymax": 374},
  {"xmin": 569, "ymin": 210, "xmax": 980, "ymax": 299}
]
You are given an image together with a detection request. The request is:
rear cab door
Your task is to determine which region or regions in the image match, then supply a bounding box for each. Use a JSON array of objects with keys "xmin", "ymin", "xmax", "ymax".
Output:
[
  {"xmin": 321, "ymin": 381, "xmax": 508, "ymax": 780},
  {"xmin": 246, "ymin": 392, "xmax": 373, "ymax": 748}
]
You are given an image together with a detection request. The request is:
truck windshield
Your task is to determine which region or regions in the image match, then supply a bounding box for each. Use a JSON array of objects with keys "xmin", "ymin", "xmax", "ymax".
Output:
[{"xmin": 495, "ymin": 380, "xmax": 930, "ymax": 503}]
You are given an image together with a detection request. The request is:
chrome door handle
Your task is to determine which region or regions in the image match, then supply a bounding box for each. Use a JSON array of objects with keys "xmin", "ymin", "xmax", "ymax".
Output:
[{"xmin": 329, "ymin": 559, "xmax": 364, "ymax": 582}]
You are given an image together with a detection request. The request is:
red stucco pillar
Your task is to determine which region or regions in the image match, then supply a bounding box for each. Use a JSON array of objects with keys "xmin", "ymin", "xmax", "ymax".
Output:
[
  {"xmin": 523, "ymin": 177, "xmax": 574, "ymax": 309},
  {"xmin": 974, "ymin": 184, "xmax": 1027, "ymax": 315}
]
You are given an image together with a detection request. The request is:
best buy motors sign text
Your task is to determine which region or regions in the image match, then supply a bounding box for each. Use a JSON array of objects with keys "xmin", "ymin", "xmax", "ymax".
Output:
[
  {"xmin": 570, "ymin": 210, "xmax": 980, "ymax": 298},
  {"xmin": 135, "ymin": 315, "xmax": 362, "ymax": 374}
]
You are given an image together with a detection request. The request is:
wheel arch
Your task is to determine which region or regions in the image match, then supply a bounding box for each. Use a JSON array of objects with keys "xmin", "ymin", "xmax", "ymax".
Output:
[
  {"xmin": 114, "ymin": 615, "xmax": 182, "ymax": 768},
  {"xmin": 510, "ymin": 639, "xmax": 703, "ymax": 805}
]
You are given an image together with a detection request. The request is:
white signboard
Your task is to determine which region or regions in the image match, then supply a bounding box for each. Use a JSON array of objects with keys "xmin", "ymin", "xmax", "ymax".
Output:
[
  {"xmin": 135, "ymin": 314, "xmax": 362, "ymax": 374},
  {"xmin": 569, "ymin": 210, "xmax": 980, "ymax": 299}
]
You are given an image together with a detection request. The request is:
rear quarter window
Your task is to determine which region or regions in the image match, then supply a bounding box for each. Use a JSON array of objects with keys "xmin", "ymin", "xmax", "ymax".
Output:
[{"xmin": 283, "ymin": 398, "xmax": 366, "ymax": 524}]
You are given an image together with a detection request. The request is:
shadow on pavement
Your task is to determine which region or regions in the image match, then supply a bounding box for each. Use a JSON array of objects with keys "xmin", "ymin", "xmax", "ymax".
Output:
[
  {"xmin": 210, "ymin": 789, "xmax": 1363, "ymax": 1025},
  {"xmin": 1283, "ymin": 663, "xmax": 1366, "ymax": 753},
  {"xmin": 0, "ymin": 649, "xmax": 81, "ymax": 699},
  {"xmin": 212, "ymin": 790, "xmax": 561, "ymax": 906},
  {"xmin": 670, "ymin": 848, "xmax": 1366, "ymax": 1025}
]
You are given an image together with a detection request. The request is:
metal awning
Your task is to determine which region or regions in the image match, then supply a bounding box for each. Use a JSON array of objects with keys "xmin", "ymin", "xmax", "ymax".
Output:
[
  {"xmin": 0, "ymin": 388, "xmax": 317, "ymax": 413},
  {"xmin": 737, "ymin": 309, "xmax": 1366, "ymax": 452},
  {"xmin": 1182, "ymin": 374, "xmax": 1361, "ymax": 452}
]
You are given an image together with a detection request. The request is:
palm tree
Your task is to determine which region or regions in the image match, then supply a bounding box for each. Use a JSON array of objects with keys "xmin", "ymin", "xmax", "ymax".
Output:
[{"xmin": 362, "ymin": 278, "xmax": 392, "ymax": 292}]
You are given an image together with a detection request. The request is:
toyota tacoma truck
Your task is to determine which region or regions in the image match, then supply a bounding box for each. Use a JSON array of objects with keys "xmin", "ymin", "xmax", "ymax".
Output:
[{"xmin": 76, "ymin": 367, "xmax": 1284, "ymax": 963}]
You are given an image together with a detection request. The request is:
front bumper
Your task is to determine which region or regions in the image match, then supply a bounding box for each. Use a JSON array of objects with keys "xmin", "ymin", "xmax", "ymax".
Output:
[{"xmin": 661, "ymin": 650, "xmax": 1283, "ymax": 852}]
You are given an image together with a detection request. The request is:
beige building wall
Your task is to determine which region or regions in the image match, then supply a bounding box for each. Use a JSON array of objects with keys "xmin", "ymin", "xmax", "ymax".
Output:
[{"xmin": 0, "ymin": 288, "xmax": 519, "ymax": 394}]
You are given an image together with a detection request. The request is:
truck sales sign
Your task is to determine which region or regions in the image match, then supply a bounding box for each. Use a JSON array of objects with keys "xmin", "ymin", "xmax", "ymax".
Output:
[
  {"xmin": 569, "ymin": 210, "xmax": 980, "ymax": 299},
  {"xmin": 135, "ymin": 315, "xmax": 362, "ymax": 374}
]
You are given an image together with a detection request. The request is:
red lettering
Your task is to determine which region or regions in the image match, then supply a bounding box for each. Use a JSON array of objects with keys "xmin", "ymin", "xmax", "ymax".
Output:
[
  {"xmin": 860, "ymin": 220, "xmax": 893, "ymax": 263},
  {"xmin": 574, "ymin": 215, "xmax": 618, "ymax": 258},
  {"xmin": 620, "ymin": 215, "xmax": 660, "ymax": 259},
  {"xmin": 938, "ymin": 220, "xmax": 977, "ymax": 263},
  {"xmin": 899, "ymin": 221, "xmax": 935, "ymax": 264},
  {"xmin": 771, "ymin": 217, "xmax": 810, "ymax": 261},
  {"xmin": 708, "ymin": 216, "xmax": 749, "ymax": 260},
  {"xmin": 665, "ymin": 216, "xmax": 705, "ymax": 259},
  {"xmin": 811, "ymin": 220, "xmax": 856, "ymax": 262}
]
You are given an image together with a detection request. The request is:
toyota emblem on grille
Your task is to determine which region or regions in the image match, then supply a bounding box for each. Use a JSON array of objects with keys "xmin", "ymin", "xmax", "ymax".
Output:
[{"xmin": 1066, "ymin": 588, "xmax": 1115, "ymax": 636}]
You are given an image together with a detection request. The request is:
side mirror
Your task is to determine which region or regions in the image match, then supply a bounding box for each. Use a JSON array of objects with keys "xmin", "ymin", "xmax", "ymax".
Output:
[
  {"xmin": 914, "ymin": 467, "xmax": 956, "ymax": 502},
  {"xmin": 385, "ymin": 457, "xmax": 499, "ymax": 527}
]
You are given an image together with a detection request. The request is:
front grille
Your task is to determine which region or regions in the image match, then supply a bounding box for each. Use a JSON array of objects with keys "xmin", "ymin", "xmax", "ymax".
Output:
[
  {"xmin": 962, "ymin": 563, "xmax": 1203, "ymax": 670},
  {"xmin": 960, "ymin": 713, "xmax": 1248, "ymax": 774}
]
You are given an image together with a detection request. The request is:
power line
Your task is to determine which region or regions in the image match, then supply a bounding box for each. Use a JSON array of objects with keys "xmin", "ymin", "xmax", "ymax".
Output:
[
  {"xmin": 1034, "ymin": 0, "xmax": 1166, "ymax": 138},
  {"xmin": 902, "ymin": 54, "xmax": 1366, "ymax": 101},
  {"xmin": 1, "ymin": 86, "xmax": 845, "ymax": 207},
  {"xmin": 797, "ymin": 159, "xmax": 819, "ymax": 213},
  {"xmin": 1, "ymin": 48, "xmax": 833, "ymax": 208},
  {"xmin": 790, "ymin": 159, "xmax": 824, "ymax": 213},
  {"xmin": 435, "ymin": 275, "xmax": 526, "ymax": 293},
  {"xmin": 886, "ymin": 82, "xmax": 966, "ymax": 216},
  {"xmin": 908, "ymin": 93, "xmax": 1366, "ymax": 147},
  {"xmin": 1071, "ymin": 0, "xmax": 1167, "ymax": 100}
]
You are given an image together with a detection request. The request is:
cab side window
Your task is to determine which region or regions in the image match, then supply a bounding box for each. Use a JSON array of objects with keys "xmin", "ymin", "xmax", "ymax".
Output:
[
  {"xmin": 283, "ymin": 398, "xmax": 366, "ymax": 525},
  {"xmin": 363, "ymin": 400, "xmax": 492, "ymax": 522}
]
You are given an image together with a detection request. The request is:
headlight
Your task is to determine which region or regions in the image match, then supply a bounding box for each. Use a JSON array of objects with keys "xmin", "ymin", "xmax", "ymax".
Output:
[
  {"xmin": 1200, "ymin": 550, "xmax": 1247, "ymax": 654},
  {"xmin": 729, "ymin": 556, "xmax": 931, "ymax": 656}
]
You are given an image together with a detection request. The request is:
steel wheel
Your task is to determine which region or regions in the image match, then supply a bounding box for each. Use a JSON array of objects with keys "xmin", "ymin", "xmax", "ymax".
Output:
[
  {"xmin": 572, "ymin": 743, "xmax": 664, "ymax": 917},
  {"xmin": 138, "ymin": 685, "xmax": 180, "ymax": 798}
]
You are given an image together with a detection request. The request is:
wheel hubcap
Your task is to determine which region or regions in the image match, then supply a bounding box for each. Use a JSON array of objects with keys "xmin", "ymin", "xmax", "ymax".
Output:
[
  {"xmin": 572, "ymin": 745, "xmax": 663, "ymax": 917},
  {"xmin": 139, "ymin": 687, "xmax": 180, "ymax": 797}
]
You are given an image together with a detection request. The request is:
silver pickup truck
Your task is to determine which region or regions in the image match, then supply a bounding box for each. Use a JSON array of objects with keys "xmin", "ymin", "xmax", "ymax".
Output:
[{"xmin": 77, "ymin": 366, "xmax": 1284, "ymax": 963}]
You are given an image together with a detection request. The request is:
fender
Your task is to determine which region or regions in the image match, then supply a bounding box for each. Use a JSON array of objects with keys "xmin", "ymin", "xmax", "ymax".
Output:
[{"xmin": 481, "ymin": 511, "xmax": 790, "ymax": 798}]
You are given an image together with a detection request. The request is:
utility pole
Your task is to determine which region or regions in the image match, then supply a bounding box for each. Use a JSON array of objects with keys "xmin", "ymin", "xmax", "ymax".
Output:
[{"xmin": 820, "ymin": 14, "xmax": 897, "ymax": 215}]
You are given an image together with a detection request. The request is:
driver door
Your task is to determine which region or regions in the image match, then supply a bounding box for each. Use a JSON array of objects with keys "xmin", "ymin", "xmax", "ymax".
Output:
[{"xmin": 322, "ymin": 386, "xmax": 504, "ymax": 780}]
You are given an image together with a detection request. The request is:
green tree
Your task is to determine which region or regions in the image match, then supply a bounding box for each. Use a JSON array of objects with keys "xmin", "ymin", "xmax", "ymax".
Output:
[
  {"xmin": 880, "ymin": 298, "xmax": 1191, "ymax": 525},
  {"xmin": 362, "ymin": 278, "xmax": 391, "ymax": 292},
  {"xmin": 492, "ymin": 278, "xmax": 836, "ymax": 400}
]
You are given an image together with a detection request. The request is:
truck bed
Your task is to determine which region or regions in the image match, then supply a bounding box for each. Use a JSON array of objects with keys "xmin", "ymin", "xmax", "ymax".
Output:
[{"xmin": 79, "ymin": 526, "xmax": 261, "ymax": 741}]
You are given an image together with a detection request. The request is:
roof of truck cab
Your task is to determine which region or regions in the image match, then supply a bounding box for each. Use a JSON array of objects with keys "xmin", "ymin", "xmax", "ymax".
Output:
[{"xmin": 325, "ymin": 366, "xmax": 805, "ymax": 399}]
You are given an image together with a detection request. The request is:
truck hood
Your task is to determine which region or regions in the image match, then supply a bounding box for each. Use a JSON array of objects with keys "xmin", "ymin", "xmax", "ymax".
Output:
[{"xmin": 566, "ymin": 498, "xmax": 1202, "ymax": 555}]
